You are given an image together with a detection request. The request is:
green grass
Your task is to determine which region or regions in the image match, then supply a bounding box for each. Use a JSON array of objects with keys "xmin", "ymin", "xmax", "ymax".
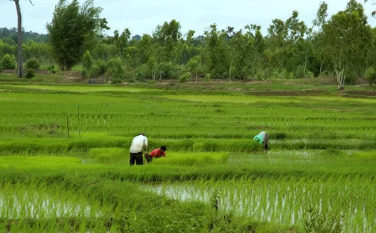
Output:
[{"xmin": 0, "ymin": 80, "xmax": 375, "ymax": 232}]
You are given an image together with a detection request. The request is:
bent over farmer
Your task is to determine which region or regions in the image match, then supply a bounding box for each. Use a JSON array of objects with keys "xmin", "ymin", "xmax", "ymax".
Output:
[
  {"xmin": 144, "ymin": 145, "xmax": 167, "ymax": 163},
  {"xmin": 253, "ymin": 131, "xmax": 269, "ymax": 150},
  {"xmin": 129, "ymin": 133, "xmax": 148, "ymax": 165}
]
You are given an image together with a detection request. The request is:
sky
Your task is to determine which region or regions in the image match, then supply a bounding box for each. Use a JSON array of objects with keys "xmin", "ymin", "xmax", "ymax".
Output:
[{"xmin": 0, "ymin": 0, "xmax": 375, "ymax": 37}]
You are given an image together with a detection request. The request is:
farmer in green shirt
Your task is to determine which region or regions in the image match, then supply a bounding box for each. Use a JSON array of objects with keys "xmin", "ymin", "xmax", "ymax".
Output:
[{"xmin": 253, "ymin": 131, "xmax": 269, "ymax": 150}]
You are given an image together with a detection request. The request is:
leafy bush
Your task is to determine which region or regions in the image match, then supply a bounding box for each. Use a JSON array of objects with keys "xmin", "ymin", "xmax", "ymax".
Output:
[
  {"xmin": 93, "ymin": 59, "xmax": 107, "ymax": 77},
  {"xmin": 106, "ymin": 57, "xmax": 124, "ymax": 84},
  {"xmin": 254, "ymin": 68, "xmax": 267, "ymax": 80},
  {"xmin": 364, "ymin": 66, "xmax": 376, "ymax": 86},
  {"xmin": 179, "ymin": 71, "xmax": 191, "ymax": 83},
  {"xmin": 204, "ymin": 73, "xmax": 211, "ymax": 81},
  {"xmin": 25, "ymin": 58, "xmax": 40, "ymax": 70},
  {"xmin": 25, "ymin": 58, "xmax": 40, "ymax": 78},
  {"xmin": 158, "ymin": 62, "xmax": 174, "ymax": 79},
  {"xmin": 1, "ymin": 54, "xmax": 16, "ymax": 70},
  {"xmin": 47, "ymin": 65, "xmax": 57, "ymax": 74},
  {"xmin": 81, "ymin": 50, "xmax": 93, "ymax": 78},
  {"xmin": 295, "ymin": 65, "xmax": 305, "ymax": 79},
  {"xmin": 135, "ymin": 64, "xmax": 151, "ymax": 80},
  {"xmin": 25, "ymin": 69, "xmax": 35, "ymax": 79}
]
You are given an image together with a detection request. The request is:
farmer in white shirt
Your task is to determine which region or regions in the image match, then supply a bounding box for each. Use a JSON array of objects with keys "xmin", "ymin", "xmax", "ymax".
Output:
[{"xmin": 129, "ymin": 133, "xmax": 148, "ymax": 165}]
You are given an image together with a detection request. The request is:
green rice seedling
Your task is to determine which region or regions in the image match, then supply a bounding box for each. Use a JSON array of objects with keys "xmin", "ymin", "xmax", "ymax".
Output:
[
  {"xmin": 87, "ymin": 147, "xmax": 127, "ymax": 163},
  {"xmin": 144, "ymin": 176, "xmax": 376, "ymax": 233},
  {"xmin": 0, "ymin": 82, "xmax": 376, "ymax": 232},
  {"xmin": 151, "ymin": 152, "xmax": 229, "ymax": 166}
]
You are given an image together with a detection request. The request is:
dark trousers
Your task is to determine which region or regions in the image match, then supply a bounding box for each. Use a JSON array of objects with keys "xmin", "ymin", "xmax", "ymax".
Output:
[
  {"xmin": 130, "ymin": 152, "xmax": 143, "ymax": 165},
  {"xmin": 144, "ymin": 153, "xmax": 152, "ymax": 163},
  {"xmin": 264, "ymin": 133, "xmax": 269, "ymax": 150}
]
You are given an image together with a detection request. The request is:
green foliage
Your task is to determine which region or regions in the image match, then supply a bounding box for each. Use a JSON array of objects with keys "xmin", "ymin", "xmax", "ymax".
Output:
[
  {"xmin": 295, "ymin": 65, "xmax": 306, "ymax": 79},
  {"xmin": 81, "ymin": 50, "xmax": 94, "ymax": 78},
  {"xmin": 0, "ymin": 53, "xmax": 16, "ymax": 70},
  {"xmin": 25, "ymin": 58, "xmax": 40, "ymax": 70},
  {"xmin": 204, "ymin": 24, "xmax": 230, "ymax": 78},
  {"xmin": 204, "ymin": 73, "xmax": 211, "ymax": 81},
  {"xmin": 364, "ymin": 66, "xmax": 376, "ymax": 86},
  {"xmin": 135, "ymin": 64, "xmax": 151, "ymax": 80},
  {"xmin": 47, "ymin": 0, "xmax": 108, "ymax": 70},
  {"xmin": 153, "ymin": 20, "xmax": 182, "ymax": 63},
  {"xmin": 106, "ymin": 57, "xmax": 124, "ymax": 83},
  {"xmin": 179, "ymin": 71, "xmax": 191, "ymax": 83},
  {"xmin": 321, "ymin": 0, "xmax": 372, "ymax": 89},
  {"xmin": 47, "ymin": 65, "xmax": 57, "ymax": 74},
  {"xmin": 24, "ymin": 58, "xmax": 40, "ymax": 78},
  {"xmin": 157, "ymin": 61, "xmax": 174, "ymax": 79}
]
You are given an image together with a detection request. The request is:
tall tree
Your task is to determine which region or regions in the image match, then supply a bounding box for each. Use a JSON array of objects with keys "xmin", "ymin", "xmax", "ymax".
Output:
[
  {"xmin": 321, "ymin": 0, "xmax": 372, "ymax": 89},
  {"xmin": 12, "ymin": 0, "xmax": 33, "ymax": 77},
  {"xmin": 47, "ymin": 0, "xmax": 108, "ymax": 70},
  {"xmin": 266, "ymin": 11, "xmax": 307, "ymax": 75},
  {"xmin": 204, "ymin": 24, "xmax": 230, "ymax": 78},
  {"xmin": 153, "ymin": 19, "xmax": 182, "ymax": 63},
  {"xmin": 312, "ymin": 1, "xmax": 329, "ymax": 74}
]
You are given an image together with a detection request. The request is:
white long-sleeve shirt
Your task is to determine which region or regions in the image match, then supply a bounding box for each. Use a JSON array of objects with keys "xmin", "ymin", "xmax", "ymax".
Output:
[{"xmin": 130, "ymin": 135, "xmax": 148, "ymax": 153}]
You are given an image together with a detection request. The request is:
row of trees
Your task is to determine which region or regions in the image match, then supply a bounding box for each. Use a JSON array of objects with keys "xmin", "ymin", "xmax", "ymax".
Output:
[{"xmin": 4, "ymin": 0, "xmax": 376, "ymax": 88}]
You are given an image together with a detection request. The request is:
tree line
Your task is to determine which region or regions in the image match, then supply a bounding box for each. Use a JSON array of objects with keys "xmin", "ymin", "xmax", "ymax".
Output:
[{"xmin": 1, "ymin": 0, "xmax": 376, "ymax": 88}]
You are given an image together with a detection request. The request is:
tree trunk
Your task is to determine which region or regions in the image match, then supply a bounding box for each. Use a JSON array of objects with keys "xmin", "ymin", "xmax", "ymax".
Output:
[
  {"xmin": 14, "ymin": 0, "xmax": 23, "ymax": 77},
  {"xmin": 335, "ymin": 69, "xmax": 345, "ymax": 90},
  {"xmin": 320, "ymin": 63, "xmax": 323, "ymax": 75},
  {"xmin": 228, "ymin": 59, "xmax": 232, "ymax": 80},
  {"xmin": 304, "ymin": 48, "xmax": 308, "ymax": 76}
]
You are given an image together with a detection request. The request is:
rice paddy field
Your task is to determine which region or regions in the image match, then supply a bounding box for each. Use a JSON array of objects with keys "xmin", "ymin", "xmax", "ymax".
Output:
[{"xmin": 0, "ymin": 80, "xmax": 375, "ymax": 233}]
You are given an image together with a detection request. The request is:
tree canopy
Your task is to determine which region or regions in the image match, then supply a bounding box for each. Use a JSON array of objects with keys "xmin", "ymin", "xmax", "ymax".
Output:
[{"xmin": 47, "ymin": 0, "xmax": 108, "ymax": 70}]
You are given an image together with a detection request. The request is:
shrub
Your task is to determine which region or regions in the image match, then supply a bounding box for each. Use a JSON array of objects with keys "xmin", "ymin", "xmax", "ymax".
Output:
[
  {"xmin": 294, "ymin": 65, "xmax": 305, "ymax": 79},
  {"xmin": 158, "ymin": 62, "xmax": 174, "ymax": 79},
  {"xmin": 179, "ymin": 71, "xmax": 191, "ymax": 83},
  {"xmin": 47, "ymin": 65, "xmax": 57, "ymax": 74},
  {"xmin": 25, "ymin": 69, "xmax": 35, "ymax": 79},
  {"xmin": 82, "ymin": 51, "xmax": 93, "ymax": 78},
  {"xmin": 136, "ymin": 64, "xmax": 151, "ymax": 80},
  {"xmin": 364, "ymin": 66, "xmax": 376, "ymax": 86},
  {"xmin": 204, "ymin": 73, "xmax": 211, "ymax": 82},
  {"xmin": 106, "ymin": 57, "xmax": 124, "ymax": 84},
  {"xmin": 94, "ymin": 59, "xmax": 107, "ymax": 76},
  {"xmin": 25, "ymin": 58, "xmax": 40, "ymax": 70},
  {"xmin": 254, "ymin": 69, "xmax": 267, "ymax": 80},
  {"xmin": 25, "ymin": 58, "xmax": 40, "ymax": 78},
  {"xmin": 1, "ymin": 54, "xmax": 16, "ymax": 70}
]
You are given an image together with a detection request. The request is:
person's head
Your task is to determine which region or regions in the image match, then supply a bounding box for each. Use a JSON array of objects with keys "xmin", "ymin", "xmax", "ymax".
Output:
[
  {"xmin": 160, "ymin": 145, "xmax": 167, "ymax": 152},
  {"xmin": 139, "ymin": 133, "xmax": 145, "ymax": 136}
]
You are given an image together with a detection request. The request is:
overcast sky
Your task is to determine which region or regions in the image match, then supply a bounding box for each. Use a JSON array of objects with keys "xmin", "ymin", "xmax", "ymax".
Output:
[{"xmin": 1, "ymin": 0, "xmax": 375, "ymax": 37}]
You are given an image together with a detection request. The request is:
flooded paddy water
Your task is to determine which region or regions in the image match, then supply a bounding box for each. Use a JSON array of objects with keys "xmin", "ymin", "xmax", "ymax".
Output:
[
  {"xmin": 144, "ymin": 179, "xmax": 376, "ymax": 233},
  {"xmin": 0, "ymin": 188, "xmax": 102, "ymax": 220}
]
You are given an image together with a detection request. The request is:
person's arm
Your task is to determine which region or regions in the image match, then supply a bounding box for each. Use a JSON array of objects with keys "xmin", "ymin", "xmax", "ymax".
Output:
[{"xmin": 144, "ymin": 137, "xmax": 148, "ymax": 151}]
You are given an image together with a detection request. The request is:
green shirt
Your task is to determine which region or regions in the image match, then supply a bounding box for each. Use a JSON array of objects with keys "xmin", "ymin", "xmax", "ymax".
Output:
[{"xmin": 253, "ymin": 131, "xmax": 266, "ymax": 144}]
